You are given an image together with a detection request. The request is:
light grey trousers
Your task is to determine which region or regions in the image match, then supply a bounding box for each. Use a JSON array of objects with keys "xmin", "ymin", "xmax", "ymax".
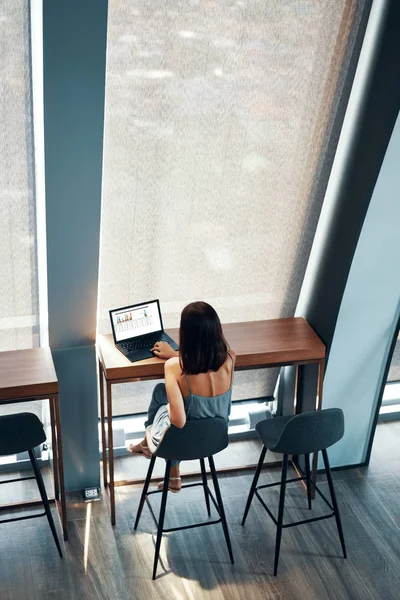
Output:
[{"xmin": 145, "ymin": 383, "xmax": 179, "ymax": 467}]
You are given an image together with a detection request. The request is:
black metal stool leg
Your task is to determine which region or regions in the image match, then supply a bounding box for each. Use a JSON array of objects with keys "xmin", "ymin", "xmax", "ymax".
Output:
[
  {"xmin": 274, "ymin": 453, "xmax": 288, "ymax": 576},
  {"xmin": 322, "ymin": 449, "xmax": 347, "ymax": 559},
  {"xmin": 153, "ymin": 460, "xmax": 171, "ymax": 580},
  {"xmin": 200, "ymin": 458, "xmax": 211, "ymax": 516},
  {"xmin": 304, "ymin": 453, "xmax": 312, "ymax": 510},
  {"xmin": 241, "ymin": 445, "xmax": 267, "ymax": 526},
  {"xmin": 28, "ymin": 449, "xmax": 62, "ymax": 558},
  {"xmin": 209, "ymin": 456, "xmax": 234, "ymax": 564},
  {"xmin": 134, "ymin": 455, "xmax": 156, "ymax": 530}
]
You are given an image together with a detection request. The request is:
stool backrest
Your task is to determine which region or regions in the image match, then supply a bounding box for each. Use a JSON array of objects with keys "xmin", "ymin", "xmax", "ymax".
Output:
[
  {"xmin": 273, "ymin": 408, "xmax": 344, "ymax": 455},
  {"xmin": 0, "ymin": 412, "xmax": 46, "ymax": 456},
  {"xmin": 154, "ymin": 417, "xmax": 228, "ymax": 461}
]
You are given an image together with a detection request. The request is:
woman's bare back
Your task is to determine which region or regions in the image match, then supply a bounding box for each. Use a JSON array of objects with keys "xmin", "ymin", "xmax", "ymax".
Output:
[{"xmin": 177, "ymin": 351, "xmax": 236, "ymax": 398}]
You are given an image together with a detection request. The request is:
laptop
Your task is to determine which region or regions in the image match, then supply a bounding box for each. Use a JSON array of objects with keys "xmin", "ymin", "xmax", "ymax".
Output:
[{"xmin": 109, "ymin": 299, "xmax": 179, "ymax": 363}]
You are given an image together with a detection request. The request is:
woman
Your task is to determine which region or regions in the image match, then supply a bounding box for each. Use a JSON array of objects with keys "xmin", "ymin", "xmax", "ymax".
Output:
[{"xmin": 129, "ymin": 301, "xmax": 235, "ymax": 492}]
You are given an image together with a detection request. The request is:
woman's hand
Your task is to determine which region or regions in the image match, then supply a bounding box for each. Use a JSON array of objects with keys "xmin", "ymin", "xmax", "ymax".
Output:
[{"xmin": 151, "ymin": 341, "xmax": 178, "ymax": 360}]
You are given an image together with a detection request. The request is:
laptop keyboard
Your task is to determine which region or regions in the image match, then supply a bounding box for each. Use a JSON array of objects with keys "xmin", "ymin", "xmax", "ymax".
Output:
[{"xmin": 119, "ymin": 333, "xmax": 171, "ymax": 354}]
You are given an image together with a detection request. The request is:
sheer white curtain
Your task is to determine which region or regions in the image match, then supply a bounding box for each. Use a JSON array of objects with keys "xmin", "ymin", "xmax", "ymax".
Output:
[
  {"xmin": 99, "ymin": 0, "xmax": 364, "ymax": 415},
  {"xmin": 0, "ymin": 1, "xmax": 41, "ymax": 418}
]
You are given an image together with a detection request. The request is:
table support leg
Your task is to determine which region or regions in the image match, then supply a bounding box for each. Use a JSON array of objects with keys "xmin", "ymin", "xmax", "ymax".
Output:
[
  {"xmin": 52, "ymin": 396, "xmax": 68, "ymax": 541},
  {"xmin": 311, "ymin": 359, "xmax": 325, "ymax": 498},
  {"xmin": 316, "ymin": 359, "xmax": 324, "ymax": 412},
  {"xmin": 49, "ymin": 397, "xmax": 59, "ymax": 500},
  {"xmin": 99, "ymin": 361, "xmax": 108, "ymax": 488},
  {"xmin": 106, "ymin": 382, "xmax": 116, "ymax": 526},
  {"xmin": 294, "ymin": 364, "xmax": 304, "ymax": 415},
  {"xmin": 292, "ymin": 365, "xmax": 309, "ymax": 491}
]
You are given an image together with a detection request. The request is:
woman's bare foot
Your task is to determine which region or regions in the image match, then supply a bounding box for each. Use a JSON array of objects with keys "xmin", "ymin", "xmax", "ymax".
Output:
[
  {"xmin": 128, "ymin": 438, "xmax": 152, "ymax": 458},
  {"xmin": 157, "ymin": 465, "xmax": 181, "ymax": 493}
]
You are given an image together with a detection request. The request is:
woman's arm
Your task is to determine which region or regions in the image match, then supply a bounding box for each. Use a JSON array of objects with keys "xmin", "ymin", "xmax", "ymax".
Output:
[{"xmin": 164, "ymin": 358, "xmax": 186, "ymax": 429}]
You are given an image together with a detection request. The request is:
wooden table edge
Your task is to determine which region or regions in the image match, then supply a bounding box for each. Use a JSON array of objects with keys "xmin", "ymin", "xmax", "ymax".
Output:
[
  {"xmin": 98, "ymin": 356, "xmax": 325, "ymax": 382},
  {"xmin": 0, "ymin": 385, "xmax": 59, "ymax": 402}
]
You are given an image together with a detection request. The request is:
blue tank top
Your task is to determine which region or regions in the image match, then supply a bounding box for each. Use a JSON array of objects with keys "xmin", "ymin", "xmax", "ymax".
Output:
[{"xmin": 183, "ymin": 353, "xmax": 234, "ymax": 423}]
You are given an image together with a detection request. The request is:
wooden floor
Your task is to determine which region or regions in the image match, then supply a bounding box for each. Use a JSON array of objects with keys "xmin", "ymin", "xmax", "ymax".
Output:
[{"xmin": 1, "ymin": 420, "xmax": 400, "ymax": 600}]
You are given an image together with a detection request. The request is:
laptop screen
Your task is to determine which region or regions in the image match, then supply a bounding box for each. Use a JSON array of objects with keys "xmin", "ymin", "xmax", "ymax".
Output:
[{"xmin": 110, "ymin": 300, "xmax": 162, "ymax": 342}]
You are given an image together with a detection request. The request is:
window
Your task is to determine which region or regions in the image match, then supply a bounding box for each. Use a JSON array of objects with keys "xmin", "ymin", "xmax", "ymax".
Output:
[
  {"xmin": 380, "ymin": 334, "xmax": 400, "ymax": 420},
  {"xmin": 387, "ymin": 335, "xmax": 400, "ymax": 383},
  {"xmin": 0, "ymin": 1, "xmax": 43, "ymax": 434},
  {"xmin": 99, "ymin": 0, "xmax": 368, "ymax": 418}
]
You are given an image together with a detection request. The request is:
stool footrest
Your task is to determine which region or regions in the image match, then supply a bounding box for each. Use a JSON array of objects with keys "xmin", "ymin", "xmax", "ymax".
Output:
[
  {"xmin": 146, "ymin": 481, "xmax": 209, "ymax": 495},
  {"xmin": 257, "ymin": 475, "xmax": 334, "ymax": 511},
  {"xmin": 0, "ymin": 511, "xmax": 46, "ymax": 525},
  {"xmin": 161, "ymin": 518, "xmax": 222, "ymax": 534},
  {"xmin": 145, "ymin": 482, "xmax": 222, "ymax": 533},
  {"xmin": 255, "ymin": 474, "xmax": 335, "ymax": 528},
  {"xmin": 0, "ymin": 476, "xmax": 36, "ymax": 485},
  {"xmin": 257, "ymin": 475, "xmax": 309, "ymax": 489},
  {"xmin": 282, "ymin": 512, "xmax": 335, "ymax": 529}
]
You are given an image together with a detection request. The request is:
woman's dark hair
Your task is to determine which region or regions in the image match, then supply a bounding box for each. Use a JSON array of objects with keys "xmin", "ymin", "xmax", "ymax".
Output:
[{"xmin": 179, "ymin": 302, "xmax": 228, "ymax": 375}]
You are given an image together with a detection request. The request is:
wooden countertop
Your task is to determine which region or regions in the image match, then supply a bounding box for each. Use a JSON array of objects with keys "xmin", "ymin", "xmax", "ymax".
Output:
[
  {"xmin": 97, "ymin": 317, "xmax": 325, "ymax": 381},
  {"xmin": 0, "ymin": 347, "xmax": 58, "ymax": 401}
]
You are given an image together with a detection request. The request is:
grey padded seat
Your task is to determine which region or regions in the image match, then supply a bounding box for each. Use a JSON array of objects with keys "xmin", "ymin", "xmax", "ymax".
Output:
[
  {"xmin": 153, "ymin": 416, "xmax": 229, "ymax": 460},
  {"xmin": 0, "ymin": 412, "xmax": 47, "ymax": 456},
  {"xmin": 255, "ymin": 414, "xmax": 294, "ymax": 452},
  {"xmin": 256, "ymin": 408, "xmax": 345, "ymax": 455}
]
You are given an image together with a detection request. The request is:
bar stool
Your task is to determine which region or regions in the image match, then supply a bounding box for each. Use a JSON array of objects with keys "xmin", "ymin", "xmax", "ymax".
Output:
[
  {"xmin": 134, "ymin": 417, "xmax": 234, "ymax": 579},
  {"xmin": 242, "ymin": 408, "xmax": 346, "ymax": 575},
  {"xmin": 0, "ymin": 412, "xmax": 63, "ymax": 557}
]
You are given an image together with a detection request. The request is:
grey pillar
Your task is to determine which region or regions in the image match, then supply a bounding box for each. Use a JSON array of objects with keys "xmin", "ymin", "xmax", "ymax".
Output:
[{"xmin": 43, "ymin": 0, "xmax": 108, "ymax": 490}]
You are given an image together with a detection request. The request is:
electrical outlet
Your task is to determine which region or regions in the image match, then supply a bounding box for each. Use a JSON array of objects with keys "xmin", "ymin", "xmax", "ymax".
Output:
[{"xmin": 83, "ymin": 487, "xmax": 101, "ymax": 502}]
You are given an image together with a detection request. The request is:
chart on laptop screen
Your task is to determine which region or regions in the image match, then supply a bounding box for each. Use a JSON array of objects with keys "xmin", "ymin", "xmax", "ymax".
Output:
[{"xmin": 112, "ymin": 302, "xmax": 162, "ymax": 341}]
